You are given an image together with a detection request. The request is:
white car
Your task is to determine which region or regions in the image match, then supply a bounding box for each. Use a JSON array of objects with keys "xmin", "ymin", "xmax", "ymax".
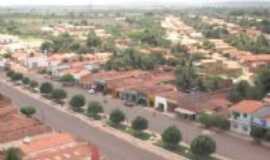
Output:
[{"xmin": 88, "ymin": 89, "xmax": 95, "ymax": 95}]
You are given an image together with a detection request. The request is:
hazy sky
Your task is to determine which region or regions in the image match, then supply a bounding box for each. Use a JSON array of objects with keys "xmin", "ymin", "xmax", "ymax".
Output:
[{"xmin": 0, "ymin": 0, "xmax": 229, "ymax": 6}]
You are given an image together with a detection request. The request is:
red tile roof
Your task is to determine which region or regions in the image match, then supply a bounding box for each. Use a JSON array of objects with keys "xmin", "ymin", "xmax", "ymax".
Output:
[
  {"xmin": 0, "ymin": 95, "xmax": 50, "ymax": 143},
  {"xmin": 20, "ymin": 133, "xmax": 99, "ymax": 160},
  {"xmin": 230, "ymin": 100, "xmax": 264, "ymax": 113},
  {"xmin": 178, "ymin": 89, "xmax": 232, "ymax": 114}
]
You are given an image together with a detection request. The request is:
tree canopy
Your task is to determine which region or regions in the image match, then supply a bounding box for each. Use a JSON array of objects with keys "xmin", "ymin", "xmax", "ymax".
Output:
[
  {"xmin": 20, "ymin": 106, "xmax": 36, "ymax": 118},
  {"xmin": 175, "ymin": 60, "xmax": 198, "ymax": 92},
  {"xmin": 51, "ymin": 89, "xmax": 67, "ymax": 102},
  {"xmin": 190, "ymin": 135, "xmax": 216, "ymax": 158},
  {"xmin": 131, "ymin": 116, "xmax": 148, "ymax": 132},
  {"xmin": 40, "ymin": 82, "xmax": 53, "ymax": 95},
  {"xmin": 161, "ymin": 126, "xmax": 182, "ymax": 150},
  {"xmin": 109, "ymin": 109, "xmax": 125, "ymax": 126},
  {"xmin": 105, "ymin": 48, "xmax": 165, "ymax": 70},
  {"xmin": 226, "ymin": 33, "xmax": 270, "ymax": 54},
  {"xmin": 87, "ymin": 101, "xmax": 104, "ymax": 119},
  {"xmin": 69, "ymin": 94, "xmax": 85, "ymax": 112}
]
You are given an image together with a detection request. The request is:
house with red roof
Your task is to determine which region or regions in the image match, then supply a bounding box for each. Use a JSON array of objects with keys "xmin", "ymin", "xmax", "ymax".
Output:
[
  {"xmin": 0, "ymin": 94, "xmax": 51, "ymax": 143},
  {"xmin": 20, "ymin": 132, "xmax": 101, "ymax": 160},
  {"xmin": 230, "ymin": 100, "xmax": 264, "ymax": 135},
  {"xmin": 175, "ymin": 89, "xmax": 232, "ymax": 120}
]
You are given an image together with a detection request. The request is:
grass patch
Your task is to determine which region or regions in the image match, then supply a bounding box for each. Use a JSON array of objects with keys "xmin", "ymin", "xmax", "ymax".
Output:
[
  {"xmin": 106, "ymin": 121, "xmax": 152, "ymax": 141},
  {"xmin": 85, "ymin": 113, "xmax": 102, "ymax": 120},
  {"xmin": 107, "ymin": 121, "xmax": 127, "ymax": 131},
  {"xmin": 155, "ymin": 141, "xmax": 218, "ymax": 160},
  {"xmin": 125, "ymin": 128, "xmax": 151, "ymax": 140}
]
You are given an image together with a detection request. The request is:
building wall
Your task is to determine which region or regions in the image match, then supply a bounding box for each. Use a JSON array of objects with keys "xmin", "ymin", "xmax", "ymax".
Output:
[
  {"xmin": 230, "ymin": 111, "xmax": 252, "ymax": 135},
  {"xmin": 154, "ymin": 96, "xmax": 168, "ymax": 112},
  {"xmin": 253, "ymin": 117, "xmax": 270, "ymax": 129},
  {"xmin": 25, "ymin": 57, "xmax": 49, "ymax": 69}
]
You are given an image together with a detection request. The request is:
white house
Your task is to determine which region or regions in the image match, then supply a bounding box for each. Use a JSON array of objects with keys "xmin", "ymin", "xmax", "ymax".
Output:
[
  {"xmin": 230, "ymin": 100, "xmax": 264, "ymax": 135},
  {"xmin": 49, "ymin": 63, "xmax": 70, "ymax": 78},
  {"xmin": 24, "ymin": 54, "xmax": 48, "ymax": 69}
]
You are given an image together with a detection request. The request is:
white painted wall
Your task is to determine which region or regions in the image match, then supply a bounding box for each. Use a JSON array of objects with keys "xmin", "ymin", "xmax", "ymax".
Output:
[
  {"xmin": 154, "ymin": 96, "xmax": 168, "ymax": 112},
  {"xmin": 230, "ymin": 112, "xmax": 252, "ymax": 135},
  {"xmin": 25, "ymin": 56, "xmax": 48, "ymax": 69}
]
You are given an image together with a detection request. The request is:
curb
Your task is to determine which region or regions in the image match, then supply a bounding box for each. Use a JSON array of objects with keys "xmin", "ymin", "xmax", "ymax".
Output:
[{"xmin": 4, "ymin": 80, "xmax": 188, "ymax": 160}]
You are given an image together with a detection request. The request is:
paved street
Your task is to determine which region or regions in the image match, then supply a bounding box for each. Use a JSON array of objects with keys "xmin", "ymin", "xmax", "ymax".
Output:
[
  {"xmin": 1, "ymin": 72, "xmax": 270, "ymax": 160},
  {"xmin": 0, "ymin": 79, "xmax": 166, "ymax": 160}
]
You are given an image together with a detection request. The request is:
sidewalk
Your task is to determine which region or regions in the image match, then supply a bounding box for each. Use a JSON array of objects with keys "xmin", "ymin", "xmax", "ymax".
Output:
[
  {"xmin": 3, "ymin": 79, "xmax": 235, "ymax": 160},
  {"xmin": 4, "ymin": 80, "xmax": 188, "ymax": 160}
]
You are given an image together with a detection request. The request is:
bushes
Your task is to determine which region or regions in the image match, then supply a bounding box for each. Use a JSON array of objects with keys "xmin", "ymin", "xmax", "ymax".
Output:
[
  {"xmin": 20, "ymin": 106, "xmax": 36, "ymax": 117},
  {"xmin": 198, "ymin": 113, "xmax": 213, "ymax": 128},
  {"xmin": 40, "ymin": 82, "xmax": 53, "ymax": 95},
  {"xmin": 131, "ymin": 116, "xmax": 148, "ymax": 132},
  {"xmin": 22, "ymin": 77, "xmax": 30, "ymax": 85},
  {"xmin": 69, "ymin": 94, "xmax": 86, "ymax": 112},
  {"xmin": 10, "ymin": 72, "xmax": 23, "ymax": 82},
  {"xmin": 190, "ymin": 135, "xmax": 216, "ymax": 158},
  {"xmin": 213, "ymin": 116, "xmax": 230, "ymax": 130},
  {"xmin": 161, "ymin": 126, "xmax": 182, "ymax": 150},
  {"xmin": 87, "ymin": 101, "xmax": 103, "ymax": 119},
  {"xmin": 109, "ymin": 109, "xmax": 125, "ymax": 126},
  {"xmin": 60, "ymin": 74, "xmax": 76, "ymax": 85},
  {"xmin": 250, "ymin": 125, "xmax": 267, "ymax": 143},
  {"xmin": 51, "ymin": 89, "xmax": 67, "ymax": 103},
  {"xmin": 198, "ymin": 113, "xmax": 230, "ymax": 130}
]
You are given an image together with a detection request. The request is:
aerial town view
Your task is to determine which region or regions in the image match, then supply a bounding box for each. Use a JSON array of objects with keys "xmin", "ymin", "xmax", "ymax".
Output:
[{"xmin": 0, "ymin": 0, "xmax": 270, "ymax": 160}]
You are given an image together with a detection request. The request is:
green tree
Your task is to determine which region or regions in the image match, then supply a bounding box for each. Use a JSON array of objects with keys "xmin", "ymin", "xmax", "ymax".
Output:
[
  {"xmin": 202, "ymin": 39, "xmax": 215, "ymax": 50},
  {"xmin": 87, "ymin": 101, "xmax": 104, "ymax": 119},
  {"xmin": 109, "ymin": 109, "xmax": 125, "ymax": 126},
  {"xmin": 264, "ymin": 130, "xmax": 270, "ymax": 141},
  {"xmin": 228, "ymin": 80, "xmax": 253, "ymax": 102},
  {"xmin": 60, "ymin": 74, "xmax": 76, "ymax": 84},
  {"xmin": 261, "ymin": 20, "xmax": 270, "ymax": 33},
  {"xmin": 175, "ymin": 61, "xmax": 198, "ymax": 92},
  {"xmin": 213, "ymin": 116, "xmax": 230, "ymax": 130},
  {"xmin": 20, "ymin": 106, "xmax": 36, "ymax": 118},
  {"xmin": 131, "ymin": 116, "xmax": 148, "ymax": 132},
  {"xmin": 51, "ymin": 33, "xmax": 76, "ymax": 53},
  {"xmin": 190, "ymin": 135, "xmax": 216, "ymax": 158},
  {"xmin": 250, "ymin": 125, "xmax": 266, "ymax": 144},
  {"xmin": 198, "ymin": 113, "xmax": 214, "ymax": 128},
  {"xmin": 69, "ymin": 94, "xmax": 85, "ymax": 112},
  {"xmin": 51, "ymin": 89, "xmax": 67, "ymax": 103},
  {"xmin": 86, "ymin": 31, "xmax": 101, "ymax": 51},
  {"xmin": 11, "ymin": 72, "xmax": 23, "ymax": 82},
  {"xmin": 161, "ymin": 126, "xmax": 182, "ymax": 150},
  {"xmin": 40, "ymin": 82, "xmax": 53, "ymax": 95},
  {"xmin": 22, "ymin": 77, "xmax": 30, "ymax": 85},
  {"xmin": 4, "ymin": 148, "xmax": 22, "ymax": 160},
  {"xmin": 40, "ymin": 41, "xmax": 53, "ymax": 52},
  {"xmin": 255, "ymin": 67, "xmax": 270, "ymax": 96}
]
